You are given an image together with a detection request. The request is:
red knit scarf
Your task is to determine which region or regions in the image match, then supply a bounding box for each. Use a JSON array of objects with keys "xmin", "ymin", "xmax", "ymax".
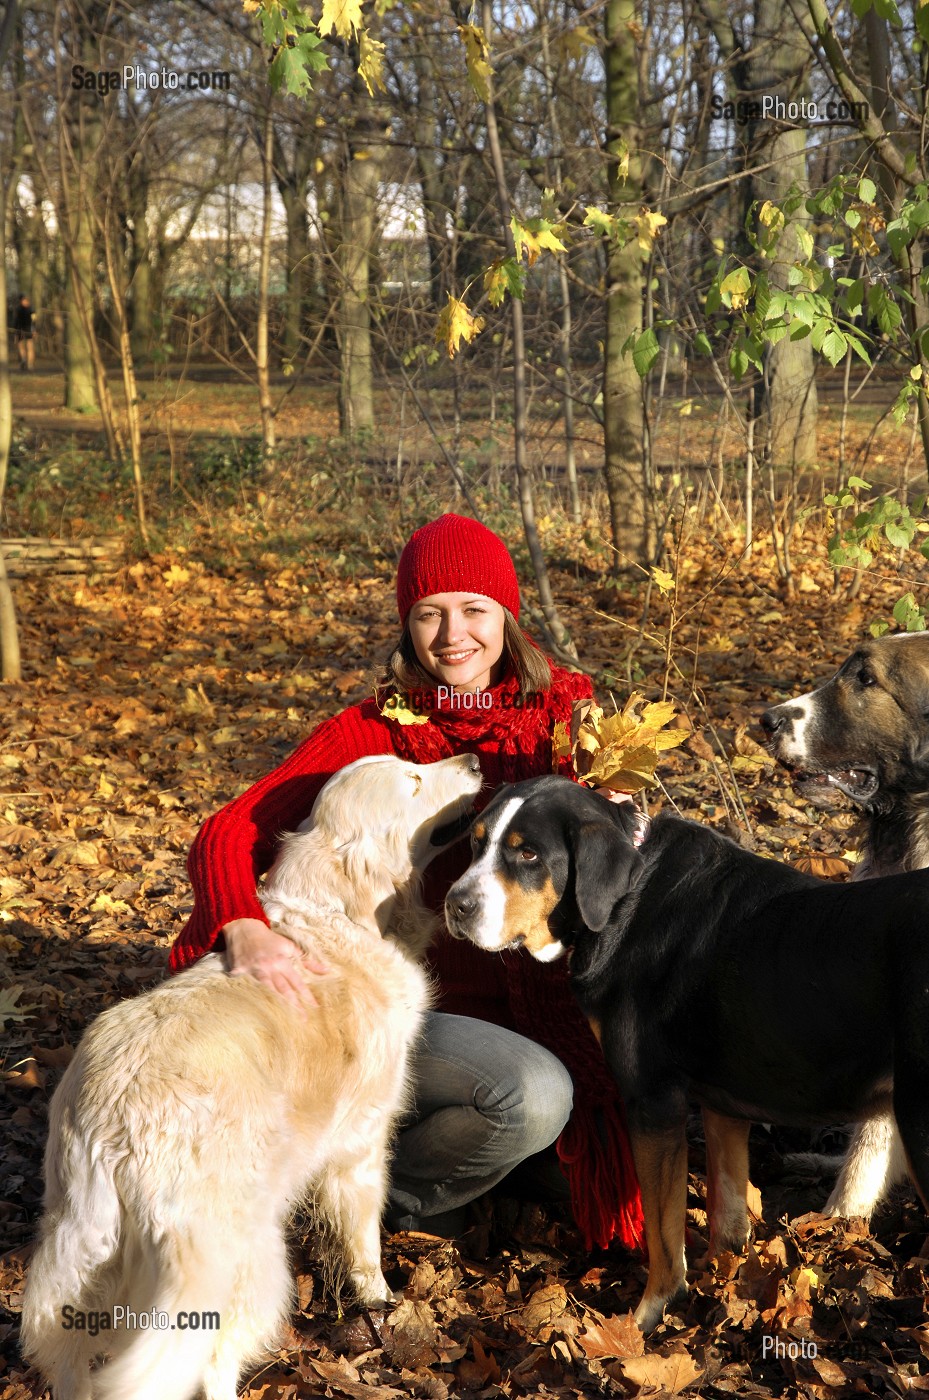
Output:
[{"xmin": 381, "ymin": 668, "xmax": 644, "ymax": 1253}]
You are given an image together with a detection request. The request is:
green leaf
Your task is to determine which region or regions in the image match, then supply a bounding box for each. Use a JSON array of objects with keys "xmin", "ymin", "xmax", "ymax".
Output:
[
  {"xmin": 873, "ymin": 0, "xmax": 901, "ymax": 21},
  {"xmin": 909, "ymin": 200, "xmax": 929, "ymax": 230},
  {"xmin": 693, "ymin": 331, "xmax": 713, "ymax": 357},
  {"xmin": 795, "ymin": 225, "xmax": 814, "ymax": 260},
  {"xmin": 765, "ymin": 291, "xmax": 787, "ymax": 321},
  {"xmin": 870, "ymin": 620, "xmax": 890, "ymax": 637},
  {"xmin": 887, "ymin": 219, "xmax": 911, "ymax": 259},
  {"xmin": 269, "ymin": 30, "xmax": 329, "ymax": 96},
  {"xmin": 867, "ymin": 285, "xmax": 903, "ymax": 336},
  {"xmin": 848, "ymin": 476, "xmax": 872, "ymax": 490},
  {"xmin": 583, "ymin": 205, "xmax": 615, "ymax": 237},
  {"xmin": 720, "ymin": 266, "xmax": 751, "ymax": 307},
  {"xmin": 893, "ymin": 592, "xmax": 925, "ymax": 631},
  {"xmin": 729, "ymin": 344, "xmax": 749, "ymax": 379},
  {"xmin": 845, "ymin": 334, "xmax": 872, "ymax": 366},
  {"xmin": 843, "ymin": 278, "xmax": 865, "ymax": 314},
  {"xmin": 858, "ymin": 176, "xmax": 877, "ymax": 205},
  {"xmin": 821, "ymin": 328, "xmax": 848, "ymax": 365},
  {"xmin": 631, "ymin": 327, "xmax": 660, "ymax": 377},
  {"xmin": 885, "ymin": 520, "xmax": 915, "ymax": 548},
  {"xmin": 483, "ymin": 257, "xmax": 527, "ymax": 307}
]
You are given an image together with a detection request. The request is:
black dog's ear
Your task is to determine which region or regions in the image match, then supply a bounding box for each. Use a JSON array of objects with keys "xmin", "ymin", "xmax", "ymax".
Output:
[{"xmin": 571, "ymin": 812, "xmax": 642, "ymax": 932}]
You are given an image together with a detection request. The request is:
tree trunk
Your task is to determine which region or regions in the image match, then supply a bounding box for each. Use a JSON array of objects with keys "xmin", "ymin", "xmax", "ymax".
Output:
[
  {"xmin": 337, "ymin": 84, "xmax": 384, "ymax": 437},
  {"xmin": 127, "ymin": 152, "xmax": 154, "ymax": 365},
  {"xmin": 0, "ymin": 169, "xmax": 22, "ymax": 681},
  {"xmin": 257, "ymin": 103, "xmax": 276, "ymax": 458},
  {"xmin": 748, "ymin": 0, "xmax": 817, "ymax": 468},
  {"xmin": 274, "ymin": 118, "xmax": 314, "ymax": 362},
  {"xmin": 603, "ymin": 0, "xmax": 649, "ymax": 567},
  {"xmin": 281, "ymin": 185, "xmax": 308, "ymax": 359},
  {"xmin": 102, "ymin": 195, "xmax": 149, "ymax": 545},
  {"xmin": 63, "ymin": 19, "xmax": 100, "ymax": 412}
]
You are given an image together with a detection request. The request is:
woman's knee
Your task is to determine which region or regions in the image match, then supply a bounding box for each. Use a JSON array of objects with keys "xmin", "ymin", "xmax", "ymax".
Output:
[{"xmin": 475, "ymin": 1041, "xmax": 573, "ymax": 1151}]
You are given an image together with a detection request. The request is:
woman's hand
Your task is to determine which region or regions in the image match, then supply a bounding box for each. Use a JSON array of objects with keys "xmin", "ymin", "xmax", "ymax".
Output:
[
  {"xmin": 594, "ymin": 786, "xmax": 633, "ymax": 805},
  {"xmin": 223, "ymin": 918, "xmax": 330, "ymax": 1010}
]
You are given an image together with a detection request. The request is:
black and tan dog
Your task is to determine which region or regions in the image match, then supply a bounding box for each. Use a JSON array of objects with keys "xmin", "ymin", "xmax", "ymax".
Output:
[
  {"xmin": 762, "ymin": 632, "xmax": 929, "ymax": 1220},
  {"xmin": 762, "ymin": 632, "xmax": 929, "ymax": 879},
  {"xmin": 445, "ymin": 777, "xmax": 929, "ymax": 1333}
]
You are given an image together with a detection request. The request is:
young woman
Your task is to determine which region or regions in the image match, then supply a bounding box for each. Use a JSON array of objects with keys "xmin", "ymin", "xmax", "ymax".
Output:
[{"xmin": 171, "ymin": 513, "xmax": 643, "ymax": 1251}]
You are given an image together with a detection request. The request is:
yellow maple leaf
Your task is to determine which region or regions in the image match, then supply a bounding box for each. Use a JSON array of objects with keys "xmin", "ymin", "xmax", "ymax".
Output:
[
  {"xmin": 633, "ymin": 208, "xmax": 667, "ymax": 254},
  {"xmin": 459, "ymin": 24, "xmax": 493, "ymax": 102},
  {"xmin": 319, "ymin": 0, "xmax": 363, "ymax": 39},
  {"xmin": 483, "ymin": 259, "xmax": 510, "ymax": 308},
  {"xmin": 358, "ymin": 29, "xmax": 386, "ymax": 94},
  {"xmin": 435, "ymin": 293, "xmax": 485, "ymax": 359},
  {"xmin": 556, "ymin": 693, "xmax": 687, "ymax": 794},
  {"xmin": 162, "ymin": 563, "xmax": 190, "ymax": 588},
  {"xmin": 511, "ymin": 219, "xmax": 540, "ymax": 266},
  {"xmin": 378, "ymin": 695, "xmax": 430, "ymax": 726},
  {"xmin": 563, "ymin": 23, "xmax": 596, "ymax": 59},
  {"xmin": 651, "ymin": 565, "xmax": 675, "ymax": 594},
  {"xmin": 242, "ymin": 0, "xmax": 262, "ymax": 11},
  {"xmin": 851, "ymin": 224, "xmax": 880, "ymax": 256},
  {"xmin": 552, "ymin": 719, "xmax": 572, "ymax": 761},
  {"xmin": 536, "ymin": 225, "xmax": 567, "ymax": 255},
  {"xmin": 586, "ymin": 743, "xmax": 658, "ymax": 794}
]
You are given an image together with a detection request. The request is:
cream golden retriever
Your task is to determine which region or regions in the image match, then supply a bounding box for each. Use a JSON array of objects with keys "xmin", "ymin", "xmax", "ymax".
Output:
[{"xmin": 21, "ymin": 752, "xmax": 482, "ymax": 1400}]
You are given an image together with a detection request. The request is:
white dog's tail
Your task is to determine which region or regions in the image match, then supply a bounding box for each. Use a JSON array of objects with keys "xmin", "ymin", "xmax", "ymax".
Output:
[
  {"xmin": 20, "ymin": 1127, "xmax": 240, "ymax": 1400},
  {"xmin": 20, "ymin": 1124, "xmax": 124, "ymax": 1391},
  {"xmin": 89, "ymin": 1244, "xmax": 238, "ymax": 1400}
]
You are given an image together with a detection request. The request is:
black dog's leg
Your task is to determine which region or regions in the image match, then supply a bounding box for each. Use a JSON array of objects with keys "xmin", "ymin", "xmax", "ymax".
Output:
[
  {"xmin": 893, "ymin": 992, "xmax": 929, "ymax": 1218},
  {"xmin": 893, "ymin": 1091, "xmax": 929, "ymax": 1216},
  {"xmin": 627, "ymin": 1105, "xmax": 689, "ymax": 1333},
  {"xmin": 703, "ymin": 1108, "xmax": 752, "ymax": 1256}
]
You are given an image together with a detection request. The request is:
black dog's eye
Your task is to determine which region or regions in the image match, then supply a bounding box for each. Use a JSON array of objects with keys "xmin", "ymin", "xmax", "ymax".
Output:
[
  {"xmin": 519, "ymin": 848, "xmax": 538, "ymax": 862},
  {"xmin": 857, "ymin": 668, "xmax": 875, "ymax": 687}
]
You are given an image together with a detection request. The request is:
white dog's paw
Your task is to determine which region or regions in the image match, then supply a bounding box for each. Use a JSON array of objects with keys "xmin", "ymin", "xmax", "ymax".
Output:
[{"xmin": 353, "ymin": 1270, "xmax": 397, "ymax": 1309}]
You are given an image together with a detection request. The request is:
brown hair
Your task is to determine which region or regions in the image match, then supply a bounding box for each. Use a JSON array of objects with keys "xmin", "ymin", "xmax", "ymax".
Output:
[{"xmin": 378, "ymin": 609, "xmax": 552, "ymax": 697}]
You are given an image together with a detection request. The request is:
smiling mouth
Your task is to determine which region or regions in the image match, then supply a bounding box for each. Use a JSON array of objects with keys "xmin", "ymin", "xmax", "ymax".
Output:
[
  {"xmin": 790, "ymin": 766, "xmax": 880, "ymax": 805},
  {"xmin": 435, "ymin": 651, "xmax": 478, "ymax": 664}
]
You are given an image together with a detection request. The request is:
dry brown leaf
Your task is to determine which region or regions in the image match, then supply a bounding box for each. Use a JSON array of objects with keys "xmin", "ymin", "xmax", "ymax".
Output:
[
  {"xmin": 576, "ymin": 1307, "xmax": 644, "ymax": 1360},
  {"xmin": 616, "ymin": 1347, "xmax": 703, "ymax": 1392},
  {"xmin": 791, "ymin": 854, "xmax": 852, "ymax": 880},
  {"xmin": 385, "ymin": 1297, "xmax": 438, "ymax": 1369},
  {"xmin": 519, "ymin": 1281, "xmax": 570, "ymax": 1336}
]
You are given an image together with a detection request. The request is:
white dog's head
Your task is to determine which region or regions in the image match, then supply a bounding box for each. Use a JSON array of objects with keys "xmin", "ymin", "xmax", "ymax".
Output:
[{"xmin": 265, "ymin": 754, "xmax": 483, "ymax": 935}]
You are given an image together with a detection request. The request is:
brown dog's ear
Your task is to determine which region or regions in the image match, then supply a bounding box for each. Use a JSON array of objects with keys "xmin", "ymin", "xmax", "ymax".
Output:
[{"xmin": 571, "ymin": 813, "xmax": 642, "ymax": 933}]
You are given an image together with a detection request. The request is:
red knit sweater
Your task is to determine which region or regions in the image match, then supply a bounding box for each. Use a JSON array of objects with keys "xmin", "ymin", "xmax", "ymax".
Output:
[{"xmin": 172, "ymin": 663, "xmax": 644, "ymax": 1252}]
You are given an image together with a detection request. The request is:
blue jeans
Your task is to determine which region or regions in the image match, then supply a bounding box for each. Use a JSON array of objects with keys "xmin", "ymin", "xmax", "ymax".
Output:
[{"xmin": 386, "ymin": 1012, "xmax": 574, "ymax": 1230}]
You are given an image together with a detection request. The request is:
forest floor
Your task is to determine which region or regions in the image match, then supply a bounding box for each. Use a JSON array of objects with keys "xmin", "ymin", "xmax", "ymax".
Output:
[{"xmin": 2, "ymin": 377, "xmax": 929, "ymax": 1397}]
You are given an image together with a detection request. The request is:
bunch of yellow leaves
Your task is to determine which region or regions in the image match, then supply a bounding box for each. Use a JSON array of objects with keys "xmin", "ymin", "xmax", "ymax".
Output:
[{"xmin": 552, "ymin": 694, "xmax": 688, "ymax": 795}]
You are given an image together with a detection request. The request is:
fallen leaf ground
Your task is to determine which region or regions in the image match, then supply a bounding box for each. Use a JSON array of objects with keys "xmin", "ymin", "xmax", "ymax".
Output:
[{"xmin": 2, "ymin": 396, "xmax": 929, "ymax": 1397}]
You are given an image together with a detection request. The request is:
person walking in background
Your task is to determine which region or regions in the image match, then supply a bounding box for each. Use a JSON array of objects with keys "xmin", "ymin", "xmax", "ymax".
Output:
[{"xmin": 13, "ymin": 294, "xmax": 35, "ymax": 371}]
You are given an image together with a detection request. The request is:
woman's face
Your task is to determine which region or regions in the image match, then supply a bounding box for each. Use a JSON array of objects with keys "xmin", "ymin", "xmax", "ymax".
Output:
[{"xmin": 408, "ymin": 593, "xmax": 506, "ymax": 692}]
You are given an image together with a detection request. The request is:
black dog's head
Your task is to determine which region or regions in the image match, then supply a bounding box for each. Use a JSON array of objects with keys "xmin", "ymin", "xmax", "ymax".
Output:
[
  {"xmin": 761, "ymin": 633, "xmax": 929, "ymax": 808},
  {"xmin": 444, "ymin": 776, "xmax": 643, "ymax": 960}
]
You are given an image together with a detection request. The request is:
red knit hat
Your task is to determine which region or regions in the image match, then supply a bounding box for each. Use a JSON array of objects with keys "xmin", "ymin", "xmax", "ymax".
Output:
[{"xmin": 396, "ymin": 514, "xmax": 521, "ymax": 622}]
